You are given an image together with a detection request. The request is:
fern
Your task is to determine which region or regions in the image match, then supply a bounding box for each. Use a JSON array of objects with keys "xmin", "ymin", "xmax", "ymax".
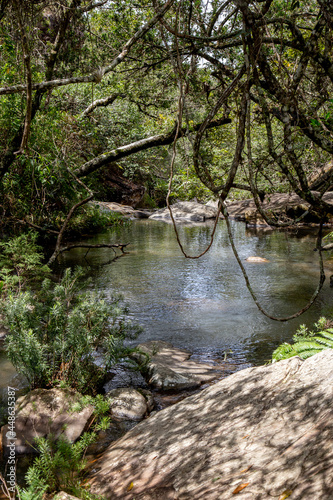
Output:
[
  {"xmin": 272, "ymin": 318, "xmax": 333, "ymax": 362},
  {"xmin": 311, "ymin": 336, "xmax": 333, "ymax": 348}
]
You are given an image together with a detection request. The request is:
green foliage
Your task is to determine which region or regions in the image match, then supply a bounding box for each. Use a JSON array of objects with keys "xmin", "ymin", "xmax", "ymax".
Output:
[
  {"xmin": 68, "ymin": 205, "xmax": 129, "ymax": 236},
  {"xmin": 70, "ymin": 393, "xmax": 111, "ymax": 432},
  {"xmin": 0, "ymin": 232, "xmax": 50, "ymax": 294},
  {"xmin": 272, "ymin": 317, "xmax": 333, "ymax": 362},
  {"xmin": 18, "ymin": 434, "xmax": 102, "ymax": 500},
  {"xmin": 1, "ymin": 267, "xmax": 141, "ymax": 392}
]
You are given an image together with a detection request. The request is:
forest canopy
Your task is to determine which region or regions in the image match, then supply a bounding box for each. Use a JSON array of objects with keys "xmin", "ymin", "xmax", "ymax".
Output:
[{"xmin": 0, "ymin": 0, "xmax": 333, "ymax": 233}]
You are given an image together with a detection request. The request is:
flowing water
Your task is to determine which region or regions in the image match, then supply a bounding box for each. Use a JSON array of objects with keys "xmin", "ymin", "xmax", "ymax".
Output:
[{"xmin": 57, "ymin": 219, "xmax": 333, "ymax": 367}]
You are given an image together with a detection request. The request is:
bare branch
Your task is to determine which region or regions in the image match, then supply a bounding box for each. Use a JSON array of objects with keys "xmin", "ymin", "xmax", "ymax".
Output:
[
  {"xmin": 80, "ymin": 93, "xmax": 125, "ymax": 118},
  {"xmin": 55, "ymin": 242, "xmax": 130, "ymax": 256},
  {"xmin": 47, "ymin": 194, "xmax": 94, "ymax": 266}
]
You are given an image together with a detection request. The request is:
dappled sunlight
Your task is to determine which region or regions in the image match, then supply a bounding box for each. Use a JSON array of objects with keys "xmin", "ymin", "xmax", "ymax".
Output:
[{"xmin": 88, "ymin": 350, "xmax": 333, "ymax": 499}]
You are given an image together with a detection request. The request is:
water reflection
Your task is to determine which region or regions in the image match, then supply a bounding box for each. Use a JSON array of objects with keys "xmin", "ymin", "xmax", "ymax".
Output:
[{"xmin": 58, "ymin": 219, "xmax": 333, "ymax": 366}]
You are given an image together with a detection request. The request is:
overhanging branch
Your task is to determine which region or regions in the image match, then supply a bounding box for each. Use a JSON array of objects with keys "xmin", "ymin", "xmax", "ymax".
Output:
[{"xmin": 74, "ymin": 117, "xmax": 232, "ymax": 178}]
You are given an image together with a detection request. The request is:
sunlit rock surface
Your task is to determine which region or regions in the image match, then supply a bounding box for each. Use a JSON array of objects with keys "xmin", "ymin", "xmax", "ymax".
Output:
[
  {"xmin": 89, "ymin": 349, "xmax": 333, "ymax": 499},
  {"xmin": 131, "ymin": 340, "xmax": 218, "ymax": 391},
  {"xmin": 149, "ymin": 201, "xmax": 219, "ymax": 222}
]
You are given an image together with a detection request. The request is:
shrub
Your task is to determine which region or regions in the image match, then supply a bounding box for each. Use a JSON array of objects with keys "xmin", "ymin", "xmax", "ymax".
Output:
[
  {"xmin": 0, "ymin": 231, "xmax": 50, "ymax": 294},
  {"xmin": 17, "ymin": 433, "xmax": 101, "ymax": 500},
  {"xmin": 1, "ymin": 267, "xmax": 141, "ymax": 392}
]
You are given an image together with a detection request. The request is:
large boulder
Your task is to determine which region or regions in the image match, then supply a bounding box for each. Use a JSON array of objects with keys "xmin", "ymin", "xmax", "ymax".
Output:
[
  {"xmin": 90, "ymin": 200, "xmax": 135, "ymax": 217},
  {"xmin": 1, "ymin": 388, "xmax": 94, "ymax": 455},
  {"xmin": 88, "ymin": 349, "xmax": 333, "ymax": 499},
  {"xmin": 131, "ymin": 341, "xmax": 218, "ymax": 391},
  {"xmin": 149, "ymin": 201, "xmax": 219, "ymax": 222}
]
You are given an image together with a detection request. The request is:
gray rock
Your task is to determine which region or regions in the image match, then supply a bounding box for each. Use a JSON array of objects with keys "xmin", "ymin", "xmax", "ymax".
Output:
[
  {"xmin": 149, "ymin": 201, "xmax": 219, "ymax": 222},
  {"xmin": 107, "ymin": 387, "xmax": 148, "ymax": 421},
  {"xmin": 227, "ymin": 191, "xmax": 333, "ymax": 225},
  {"xmin": 132, "ymin": 340, "xmax": 217, "ymax": 391},
  {"xmin": 103, "ymin": 362, "xmax": 148, "ymax": 392},
  {"xmin": 1, "ymin": 388, "xmax": 94, "ymax": 455},
  {"xmin": 139, "ymin": 389, "xmax": 154, "ymax": 412},
  {"xmin": 88, "ymin": 349, "xmax": 333, "ymax": 499},
  {"xmin": 133, "ymin": 210, "xmax": 153, "ymax": 219},
  {"xmin": 90, "ymin": 201, "xmax": 135, "ymax": 216}
]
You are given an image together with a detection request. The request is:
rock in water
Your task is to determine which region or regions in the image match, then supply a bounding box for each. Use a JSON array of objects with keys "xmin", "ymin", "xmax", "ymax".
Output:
[
  {"xmin": 131, "ymin": 340, "xmax": 218, "ymax": 391},
  {"xmin": 88, "ymin": 350, "xmax": 333, "ymax": 499},
  {"xmin": 245, "ymin": 256, "xmax": 270, "ymax": 263},
  {"xmin": 149, "ymin": 201, "xmax": 219, "ymax": 222}
]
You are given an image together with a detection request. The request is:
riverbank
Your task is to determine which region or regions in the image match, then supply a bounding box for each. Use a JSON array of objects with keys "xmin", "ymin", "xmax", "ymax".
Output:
[
  {"xmin": 92, "ymin": 193, "xmax": 333, "ymax": 227},
  {"xmin": 3, "ymin": 342, "xmax": 333, "ymax": 499}
]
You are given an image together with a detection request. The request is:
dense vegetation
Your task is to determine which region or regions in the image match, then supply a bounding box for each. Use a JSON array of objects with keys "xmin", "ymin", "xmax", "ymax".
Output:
[{"xmin": 1, "ymin": 0, "xmax": 333, "ymax": 244}]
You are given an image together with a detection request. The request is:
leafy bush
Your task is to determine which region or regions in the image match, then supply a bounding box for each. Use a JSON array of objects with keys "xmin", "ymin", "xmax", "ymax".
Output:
[
  {"xmin": 18, "ymin": 433, "xmax": 101, "ymax": 500},
  {"xmin": 67, "ymin": 204, "xmax": 129, "ymax": 236},
  {"xmin": 0, "ymin": 232, "xmax": 50, "ymax": 294},
  {"xmin": 1, "ymin": 267, "xmax": 141, "ymax": 392},
  {"xmin": 272, "ymin": 317, "xmax": 333, "ymax": 362}
]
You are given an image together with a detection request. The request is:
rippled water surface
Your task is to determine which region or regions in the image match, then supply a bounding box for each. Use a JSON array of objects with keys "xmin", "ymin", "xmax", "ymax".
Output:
[{"xmin": 58, "ymin": 219, "xmax": 333, "ymax": 367}]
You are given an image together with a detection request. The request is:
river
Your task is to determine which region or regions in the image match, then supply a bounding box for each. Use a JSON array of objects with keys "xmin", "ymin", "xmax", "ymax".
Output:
[{"xmin": 56, "ymin": 218, "xmax": 333, "ymax": 367}]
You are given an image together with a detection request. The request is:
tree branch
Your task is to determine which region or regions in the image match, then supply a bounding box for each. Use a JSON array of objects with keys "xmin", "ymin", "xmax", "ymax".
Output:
[
  {"xmin": 55, "ymin": 242, "xmax": 130, "ymax": 256},
  {"xmin": 0, "ymin": 0, "xmax": 175, "ymax": 97},
  {"xmin": 74, "ymin": 117, "xmax": 231, "ymax": 178},
  {"xmin": 80, "ymin": 93, "xmax": 125, "ymax": 117}
]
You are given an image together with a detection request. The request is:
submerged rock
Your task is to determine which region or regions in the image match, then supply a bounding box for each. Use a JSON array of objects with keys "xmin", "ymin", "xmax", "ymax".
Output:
[
  {"xmin": 1, "ymin": 388, "xmax": 94, "ymax": 455},
  {"xmin": 245, "ymin": 256, "xmax": 270, "ymax": 263},
  {"xmin": 103, "ymin": 362, "xmax": 148, "ymax": 393},
  {"xmin": 132, "ymin": 340, "xmax": 218, "ymax": 391},
  {"xmin": 88, "ymin": 349, "xmax": 333, "ymax": 499}
]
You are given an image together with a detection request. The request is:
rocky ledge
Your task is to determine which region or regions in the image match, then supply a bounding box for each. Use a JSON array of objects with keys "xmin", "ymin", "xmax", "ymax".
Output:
[
  {"xmin": 131, "ymin": 340, "xmax": 219, "ymax": 391},
  {"xmin": 88, "ymin": 349, "xmax": 333, "ymax": 499},
  {"xmin": 149, "ymin": 201, "xmax": 219, "ymax": 222},
  {"xmin": 227, "ymin": 191, "xmax": 333, "ymax": 227}
]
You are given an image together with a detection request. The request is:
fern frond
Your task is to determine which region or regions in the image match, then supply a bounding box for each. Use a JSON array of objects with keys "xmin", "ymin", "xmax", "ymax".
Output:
[
  {"xmin": 311, "ymin": 336, "xmax": 333, "ymax": 348},
  {"xmin": 296, "ymin": 348, "xmax": 326, "ymax": 360},
  {"xmin": 272, "ymin": 343, "xmax": 297, "ymax": 361},
  {"xmin": 293, "ymin": 341, "xmax": 325, "ymax": 353},
  {"xmin": 317, "ymin": 330, "xmax": 333, "ymax": 342}
]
